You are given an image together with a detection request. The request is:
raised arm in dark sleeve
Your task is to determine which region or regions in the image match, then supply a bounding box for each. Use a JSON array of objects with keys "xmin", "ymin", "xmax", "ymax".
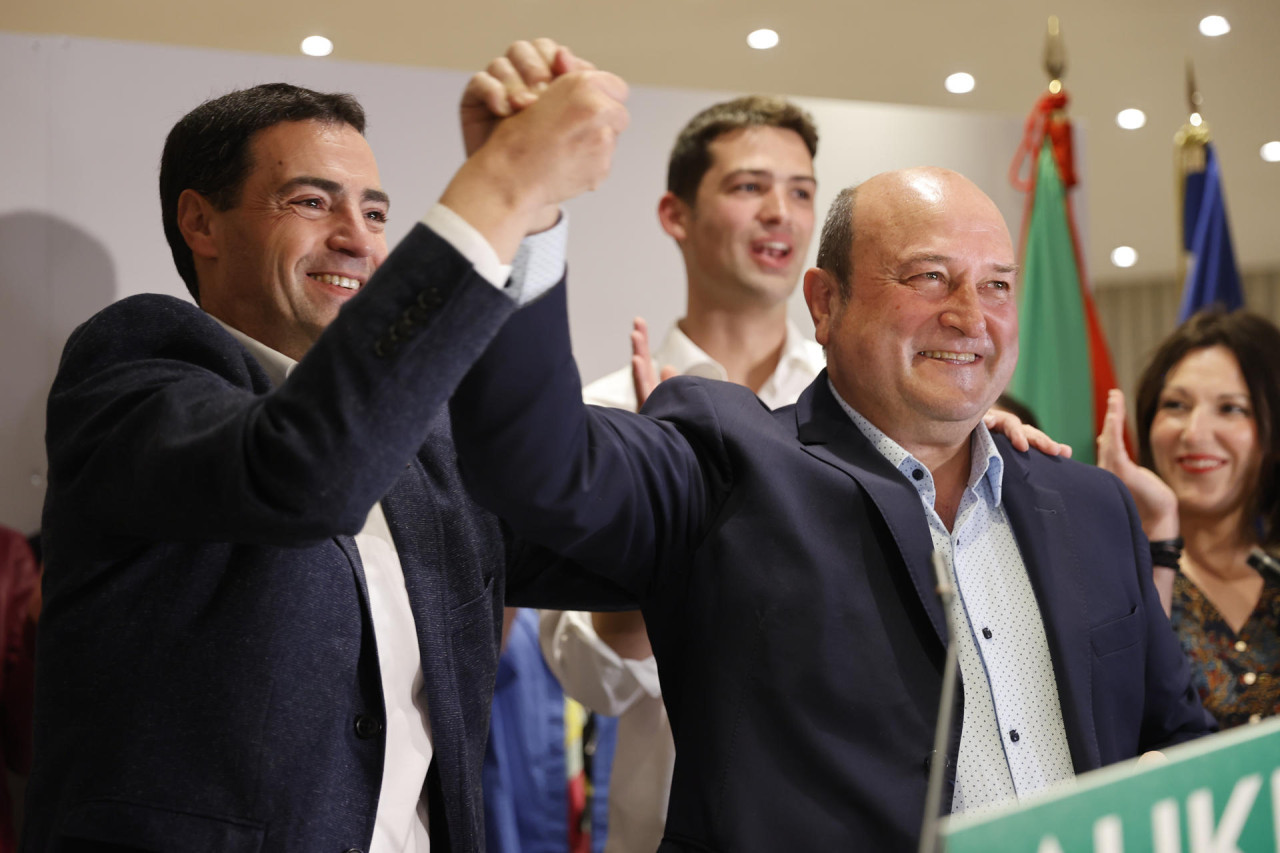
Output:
[
  {"xmin": 48, "ymin": 224, "xmax": 513, "ymax": 548},
  {"xmin": 452, "ymin": 280, "xmax": 735, "ymax": 601}
]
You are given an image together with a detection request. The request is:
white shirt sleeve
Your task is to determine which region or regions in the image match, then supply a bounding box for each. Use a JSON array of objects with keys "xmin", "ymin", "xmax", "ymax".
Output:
[
  {"xmin": 538, "ymin": 610, "xmax": 661, "ymax": 716},
  {"xmin": 422, "ymin": 204, "xmax": 567, "ymax": 304}
]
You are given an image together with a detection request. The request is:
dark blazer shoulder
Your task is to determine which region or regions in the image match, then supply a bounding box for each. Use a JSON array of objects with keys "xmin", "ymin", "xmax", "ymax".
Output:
[
  {"xmin": 62, "ymin": 292, "xmax": 263, "ymax": 386},
  {"xmin": 77, "ymin": 292, "xmax": 221, "ymax": 340},
  {"xmin": 996, "ymin": 435, "xmax": 1128, "ymax": 496},
  {"xmin": 641, "ymin": 374, "xmax": 780, "ymax": 436}
]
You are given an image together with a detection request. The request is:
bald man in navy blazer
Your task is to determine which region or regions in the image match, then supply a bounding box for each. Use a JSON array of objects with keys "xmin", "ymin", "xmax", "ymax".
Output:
[{"xmin": 451, "ymin": 164, "xmax": 1215, "ymax": 850}]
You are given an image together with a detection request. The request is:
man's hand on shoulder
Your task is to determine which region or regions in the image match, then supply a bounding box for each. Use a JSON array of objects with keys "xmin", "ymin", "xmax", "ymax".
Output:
[
  {"xmin": 984, "ymin": 408, "xmax": 1072, "ymax": 458},
  {"xmin": 442, "ymin": 39, "xmax": 629, "ymax": 262}
]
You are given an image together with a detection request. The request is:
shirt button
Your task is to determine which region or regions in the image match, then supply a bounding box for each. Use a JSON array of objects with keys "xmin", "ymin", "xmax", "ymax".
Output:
[
  {"xmin": 354, "ymin": 715, "xmax": 384, "ymax": 739},
  {"xmin": 1242, "ymin": 672, "xmax": 1258, "ymax": 686},
  {"xmin": 1009, "ymin": 729, "xmax": 1020, "ymax": 743},
  {"xmin": 912, "ymin": 468, "xmax": 925, "ymax": 481},
  {"xmin": 1235, "ymin": 640, "xmax": 1248, "ymax": 652},
  {"xmin": 982, "ymin": 627, "xmax": 993, "ymax": 640}
]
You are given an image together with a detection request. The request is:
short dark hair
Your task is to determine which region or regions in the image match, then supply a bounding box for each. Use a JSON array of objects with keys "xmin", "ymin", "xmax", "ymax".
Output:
[
  {"xmin": 815, "ymin": 185, "xmax": 858, "ymax": 299},
  {"xmin": 159, "ymin": 83, "xmax": 366, "ymax": 301},
  {"xmin": 1135, "ymin": 308, "xmax": 1280, "ymax": 550},
  {"xmin": 666, "ymin": 95, "xmax": 818, "ymax": 206}
]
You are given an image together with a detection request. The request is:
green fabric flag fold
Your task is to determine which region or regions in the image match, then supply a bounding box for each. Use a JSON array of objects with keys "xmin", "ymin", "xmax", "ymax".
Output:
[{"xmin": 1010, "ymin": 139, "xmax": 1099, "ymax": 464}]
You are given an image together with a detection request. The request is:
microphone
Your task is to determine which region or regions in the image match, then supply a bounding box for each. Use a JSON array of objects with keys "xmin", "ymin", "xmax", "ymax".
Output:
[
  {"xmin": 918, "ymin": 550, "xmax": 959, "ymax": 853},
  {"xmin": 1247, "ymin": 547, "xmax": 1280, "ymax": 578}
]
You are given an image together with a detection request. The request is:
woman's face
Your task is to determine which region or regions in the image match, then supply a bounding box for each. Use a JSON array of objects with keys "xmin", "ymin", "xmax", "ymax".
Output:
[{"xmin": 1150, "ymin": 345, "xmax": 1262, "ymax": 525}]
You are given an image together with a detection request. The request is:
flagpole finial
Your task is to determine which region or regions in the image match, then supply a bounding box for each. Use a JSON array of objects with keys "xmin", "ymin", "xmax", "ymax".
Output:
[
  {"xmin": 1044, "ymin": 16, "xmax": 1066, "ymax": 93},
  {"xmin": 1185, "ymin": 60, "xmax": 1205, "ymax": 124},
  {"xmin": 1176, "ymin": 59, "xmax": 1211, "ymax": 147},
  {"xmin": 1175, "ymin": 59, "xmax": 1213, "ymax": 286}
]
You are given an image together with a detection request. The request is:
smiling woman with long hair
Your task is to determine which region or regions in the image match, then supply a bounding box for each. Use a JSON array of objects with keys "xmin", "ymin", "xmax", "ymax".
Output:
[{"xmin": 1098, "ymin": 308, "xmax": 1280, "ymax": 727}]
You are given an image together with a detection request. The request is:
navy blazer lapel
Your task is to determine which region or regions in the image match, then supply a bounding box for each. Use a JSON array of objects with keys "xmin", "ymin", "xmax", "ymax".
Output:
[
  {"xmin": 379, "ymin": 463, "xmax": 456, "ymax": 714},
  {"xmin": 998, "ymin": 443, "xmax": 1102, "ymax": 772},
  {"xmin": 334, "ymin": 534, "xmax": 373, "ymax": 616},
  {"xmin": 377, "ymin": 459, "xmax": 474, "ymax": 830},
  {"xmin": 794, "ymin": 374, "xmax": 946, "ymax": 644}
]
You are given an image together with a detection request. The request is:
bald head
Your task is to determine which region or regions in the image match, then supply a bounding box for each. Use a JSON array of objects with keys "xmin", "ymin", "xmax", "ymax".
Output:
[
  {"xmin": 856, "ymin": 168, "xmax": 1011, "ymax": 246},
  {"xmin": 816, "ymin": 167, "xmax": 1013, "ymax": 300}
]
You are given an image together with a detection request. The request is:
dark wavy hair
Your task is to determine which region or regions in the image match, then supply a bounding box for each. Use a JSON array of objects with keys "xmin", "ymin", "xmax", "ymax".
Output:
[
  {"xmin": 1134, "ymin": 308, "xmax": 1280, "ymax": 549},
  {"xmin": 159, "ymin": 83, "xmax": 365, "ymax": 302}
]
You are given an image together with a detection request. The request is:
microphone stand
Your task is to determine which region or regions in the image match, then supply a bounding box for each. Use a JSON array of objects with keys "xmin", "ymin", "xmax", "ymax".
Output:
[{"xmin": 918, "ymin": 550, "xmax": 959, "ymax": 853}]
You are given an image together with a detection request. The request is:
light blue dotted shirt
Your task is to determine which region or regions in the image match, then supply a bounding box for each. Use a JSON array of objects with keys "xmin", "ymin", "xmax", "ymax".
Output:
[{"xmin": 829, "ymin": 381, "xmax": 1076, "ymax": 813}]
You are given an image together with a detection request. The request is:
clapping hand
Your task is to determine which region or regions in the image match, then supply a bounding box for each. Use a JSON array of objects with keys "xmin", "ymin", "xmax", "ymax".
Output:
[
  {"xmin": 1096, "ymin": 389, "xmax": 1179, "ymax": 540},
  {"xmin": 629, "ymin": 317, "xmax": 678, "ymax": 410}
]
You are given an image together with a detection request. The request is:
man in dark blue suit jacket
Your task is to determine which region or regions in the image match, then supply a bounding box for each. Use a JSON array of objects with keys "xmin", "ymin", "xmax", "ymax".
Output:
[
  {"xmin": 451, "ymin": 167, "xmax": 1216, "ymax": 850},
  {"xmin": 27, "ymin": 44, "xmax": 631, "ymax": 853}
]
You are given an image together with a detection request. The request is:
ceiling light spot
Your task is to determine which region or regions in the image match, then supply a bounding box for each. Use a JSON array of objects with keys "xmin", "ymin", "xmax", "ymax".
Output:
[
  {"xmin": 1190, "ymin": 112, "xmax": 1203, "ymax": 127},
  {"xmin": 747, "ymin": 29, "xmax": 779, "ymax": 50},
  {"xmin": 301, "ymin": 35, "xmax": 333, "ymax": 57},
  {"xmin": 1262, "ymin": 141, "xmax": 1280, "ymax": 163},
  {"xmin": 1116, "ymin": 108, "xmax": 1146, "ymax": 130},
  {"xmin": 944, "ymin": 72, "xmax": 975, "ymax": 94},
  {"xmin": 1111, "ymin": 246, "xmax": 1138, "ymax": 268},
  {"xmin": 1199, "ymin": 15, "xmax": 1230, "ymax": 37}
]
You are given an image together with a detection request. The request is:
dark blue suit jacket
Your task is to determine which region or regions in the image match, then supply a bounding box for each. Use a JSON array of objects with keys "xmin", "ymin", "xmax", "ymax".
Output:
[
  {"xmin": 27, "ymin": 227, "xmax": 624, "ymax": 853},
  {"xmin": 453, "ymin": 282, "xmax": 1215, "ymax": 852}
]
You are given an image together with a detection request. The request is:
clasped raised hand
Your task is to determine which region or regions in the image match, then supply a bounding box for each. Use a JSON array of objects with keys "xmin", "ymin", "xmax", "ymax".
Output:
[{"xmin": 441, "ymin": 39, "xmax": 630, "ymax": 261}]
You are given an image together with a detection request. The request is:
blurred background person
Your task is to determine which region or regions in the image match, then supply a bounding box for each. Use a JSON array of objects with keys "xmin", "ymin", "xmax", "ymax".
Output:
[
  {"xmin": 1097, "ymin": 308, "xmax": 1280, "ymax": 728},
  {"xmin": 484, "ymin": 606, "xmax": 611, "ymax": 853},
  {"xmin": 0, "ymin": 526, "xmax": 39, "ymax": 851},
  {"xmin": 992, "ymin": 393, "xmax": 1040, "ymax": 430}
]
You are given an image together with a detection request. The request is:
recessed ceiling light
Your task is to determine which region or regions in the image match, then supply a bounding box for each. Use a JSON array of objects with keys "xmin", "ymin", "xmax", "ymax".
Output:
[
  {"xmin": 1262, "ymin": 141, "xmax": 1280, "ymax": 163},
  {"xmin": 944, "ymin": 72, "xmax": 975, "ymax": 94},
  {"xmin": 1116, "ymin": 108, "xmax": 1146, "ymax": 130},
  {"xmin": 747, "ymin": 29, "xmax": 779, "ymax": 50},
  {"xmin": 301, "ymin": 35, "xmax": 333, "ymax": 57},
  {"xmin": 1111, "ymin": 246, "xmax": 1138, "ymax": 268},
  {"xmin": 1189, "ymin": 112, "xmax": 1203, "ymax": 127},
  {"xmin": 1199, "ymin": 15, "xmax": 1230, "ymax": 37}
]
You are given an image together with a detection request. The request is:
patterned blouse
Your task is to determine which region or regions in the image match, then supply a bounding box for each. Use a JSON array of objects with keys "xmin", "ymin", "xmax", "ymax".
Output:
[{"xmin": 1171, "ymin": 569, "xmax": 1280, "ymax": 728}]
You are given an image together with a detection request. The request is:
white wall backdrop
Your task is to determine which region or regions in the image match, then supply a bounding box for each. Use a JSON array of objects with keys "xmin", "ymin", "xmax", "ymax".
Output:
[{"xmin": 0, "ymin": 32, "xmax": 1049, "ymax": 533}]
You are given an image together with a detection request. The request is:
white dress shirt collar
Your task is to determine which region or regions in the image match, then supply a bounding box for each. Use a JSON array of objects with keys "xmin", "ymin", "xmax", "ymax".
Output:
[{"xmin": 825, "ymin": 378, "xmax": 1004, "ymax": 505}]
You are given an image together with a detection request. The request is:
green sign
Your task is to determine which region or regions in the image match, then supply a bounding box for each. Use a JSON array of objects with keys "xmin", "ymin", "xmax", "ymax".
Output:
[{"xmin": 943, "ymin": 717, "xmax": 1280, "ymax": 852}]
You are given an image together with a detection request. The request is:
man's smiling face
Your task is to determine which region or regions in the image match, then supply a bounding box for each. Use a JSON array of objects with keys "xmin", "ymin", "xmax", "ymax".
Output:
[
  {"xmin": 817, "ymin": 168, "xmax": 1019, "ymax": 447},
  {"xmin": 194, "ymin": 119, "xmax": 390, "ymax": 360}
]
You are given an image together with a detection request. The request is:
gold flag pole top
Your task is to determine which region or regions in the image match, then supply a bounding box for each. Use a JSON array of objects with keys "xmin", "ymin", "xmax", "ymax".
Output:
[
  {"xmin": 1175, "ymin": 61, "xmax": 1211, "ymax": 282},
  {"xmin": 1044, "ymin": 16, "xmax": 1066, "ymax": 95}
]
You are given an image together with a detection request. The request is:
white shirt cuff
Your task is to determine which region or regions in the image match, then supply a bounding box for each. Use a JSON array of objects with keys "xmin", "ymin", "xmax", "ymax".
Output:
[
  {"xmin": 423, "ymin": 204, "xmax": 568, "ymax": 305},
  {"xmin": 538, "ymin": 610, "xmax": 661, "ymax": 715},
  {"xmin": 422, "ymin": 204, "xmax": 509, "ymax": 288}
]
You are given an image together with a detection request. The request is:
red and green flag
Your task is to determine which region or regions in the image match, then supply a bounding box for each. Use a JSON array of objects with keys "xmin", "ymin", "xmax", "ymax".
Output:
[{"xmin": 1008, "ymin": 91, "xmax": 1121, "ymax": 465}]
